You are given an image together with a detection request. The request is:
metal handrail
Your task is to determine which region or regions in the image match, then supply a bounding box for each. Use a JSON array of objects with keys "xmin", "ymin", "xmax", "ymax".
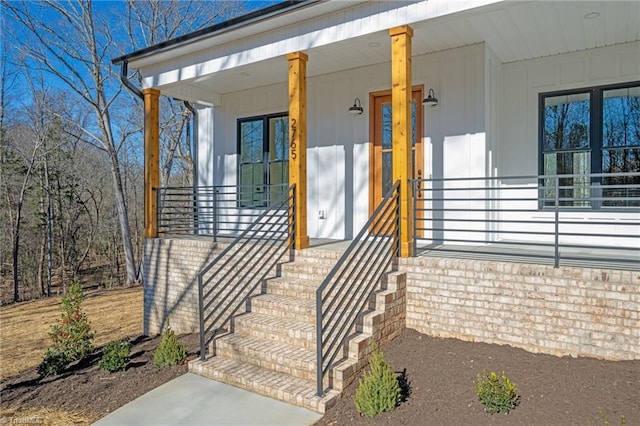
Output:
[
  {"xmin": 315, "ymin": 180, "xmax": 400, "ymax": 396},
  {"xmin": 412, "ymin": 171, "xmax": 640, "ymax": 268},
  {"xmin": 197, "ymin": 185, "xmax": 295, "ymax": 360},
  {"xmin": 154, "ymin": 184, "xmax": 290, "ymax": 238}
]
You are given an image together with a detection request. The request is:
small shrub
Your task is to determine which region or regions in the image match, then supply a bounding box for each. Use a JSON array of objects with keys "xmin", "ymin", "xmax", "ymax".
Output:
[
  {"xmin": 38, "ymin": 282, "xmax": 94, "ymax": 377},
  {"xmin": 354, "ymin": 346, "xmax": 402, "ymax": 418},
  {"xmin": 37, "ymin": 349, "xmax": 70, "ymax": 377},
  {"xmin": 598, "ymin": 410, "xmax": 627, "ymax": 426},
  {"xmin": 153, "ymin": 322, "xmax": 187, "ymax": 367},
  {"xmin": 99, "ymin": 340, "xmax": 131, "ymax": 373},
  {"xmin": 474, "ymin": 370, "xmax": 519, "ymax": 414},
  {"xmin": 49, "ymin": 281, "xmax": 94, "ymax": 361}
]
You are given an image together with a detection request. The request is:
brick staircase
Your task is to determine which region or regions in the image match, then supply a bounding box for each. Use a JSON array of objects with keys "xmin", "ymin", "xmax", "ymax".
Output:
[{"xmin": 189, "ymin": 247, "xmax": 406, "ymax": 413}]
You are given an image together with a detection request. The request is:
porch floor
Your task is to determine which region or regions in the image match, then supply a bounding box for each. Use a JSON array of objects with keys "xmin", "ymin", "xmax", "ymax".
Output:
[
  {"xmin": 159, "ymin": 235, "xmax": 638, "ymax": 271},
  {"xmin": 415, "ymin": 241, "xmax": 639, "ymax": 271}
]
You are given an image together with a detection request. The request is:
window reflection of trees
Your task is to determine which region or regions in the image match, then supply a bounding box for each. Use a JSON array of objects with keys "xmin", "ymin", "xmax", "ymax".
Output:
[
  {"xmin": 380, "ymin": 101, "xmax": 417, "ymax": 195},
  {"xmin": 238, "ymin": 115, "xmax": 289, "ymax": 207},
  {"xmin": 602, "ymin": 88, "xmax": 640, "ymax": 206},
  {"xmin": 541, "ymin": 85, "xmax": 640, "ymax": 207}
]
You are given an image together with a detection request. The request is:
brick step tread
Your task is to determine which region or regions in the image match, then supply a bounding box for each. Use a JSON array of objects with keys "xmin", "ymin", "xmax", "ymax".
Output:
[
  {"xmin": 292, "ymin": 252, "xmax": 343, "ymax": 263},
  {"xmin": 265, "ymin": 277, "xmax": 322, "ymax": 298},
  {"xmin": 189, "ymin": 357, "xmax": 339, "ymax": 413},
  {"xmin": 281, "ymin": 263, "xmax": 335, "ymax": 274},
  {"xmin": 234, "ymin": 313, "xmax": 315, "ymax": 349},
  {"xmin": 251, "ymin": 294, "xmax": 315, "ymax": 322},
  {"xmin": 216, "ymin": 334, "xmax": 316, "ymax": 380}
]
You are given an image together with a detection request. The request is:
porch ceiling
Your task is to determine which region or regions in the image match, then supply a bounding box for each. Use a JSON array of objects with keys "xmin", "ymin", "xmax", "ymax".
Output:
[{"xmin": 160, "ymin": 1, "xmax": 639, "ymax": 102}]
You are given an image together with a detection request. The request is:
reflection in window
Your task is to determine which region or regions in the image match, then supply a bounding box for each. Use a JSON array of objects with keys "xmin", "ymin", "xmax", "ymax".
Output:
[
  {"xmin": 602, "ymin": 87, "xmax": 640, "ymax": 206},
  {"xmin": 540, "ymin": 83, "xmax": 640, "ymax": 208},
  {"xmin": 238, "ymin": 114, "xmax": 288, "ymax": 207},
  {"xmin": 542, "ymin": 92, "xmax": 591, "ymax": 206},
  {"xmin": 380, "ymin": 99, "xmax": 419, "ymax": 196}
]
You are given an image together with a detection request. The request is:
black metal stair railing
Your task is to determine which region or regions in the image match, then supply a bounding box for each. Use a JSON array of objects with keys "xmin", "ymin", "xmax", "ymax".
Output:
[
  {"xmin": 198, "ymin": 185, "xmax": 295, "ymax": 360},
  {"xmin": 315, "ymin": 180, "xmax": 400, "ymax": 396}
]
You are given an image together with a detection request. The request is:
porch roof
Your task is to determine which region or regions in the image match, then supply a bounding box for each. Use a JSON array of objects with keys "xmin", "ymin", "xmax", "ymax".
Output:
[{"xmin": 118, "ymin": 0, "xmax": 640, "ymax": 105}]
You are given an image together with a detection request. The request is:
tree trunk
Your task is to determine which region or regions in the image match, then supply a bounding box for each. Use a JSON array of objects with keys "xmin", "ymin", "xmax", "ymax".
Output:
[{"xmin": 109, "ymin": 151, "xmax": 138, "ymax": 284}]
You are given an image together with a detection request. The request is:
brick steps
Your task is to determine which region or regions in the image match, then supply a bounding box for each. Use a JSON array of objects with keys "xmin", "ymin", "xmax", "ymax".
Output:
[
  {"xmin": 189, "ymin": 357, "xmax": 340, "ymax": 413},
  {"xmin": 216, "ymin": 334, "xmax": 316, "ymax": 381},
  {"xmin": 234, "ymin": 313, "xmax": 315, "ymax": 350},
  {"xmin": 188, "ymin": 246, "xmax": 407, "ymax": 414}
]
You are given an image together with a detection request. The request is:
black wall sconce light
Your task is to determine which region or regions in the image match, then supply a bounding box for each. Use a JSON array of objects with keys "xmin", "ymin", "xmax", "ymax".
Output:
[
  {"xmin": 348, "ymin": 98, "xmax": 363, "ymax": 115},
  {"xmin": 422, "ymin": 88, "xmax": 439, "ymax": 107}
]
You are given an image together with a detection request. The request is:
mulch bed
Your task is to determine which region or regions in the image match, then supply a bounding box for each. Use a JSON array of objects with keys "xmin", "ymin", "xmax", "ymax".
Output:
[
  {"xmin": 0, "ymin": 333, "xmax": 200, "ymax": 422},
  {"xmin": 1, "ymin": 328, "xmax": 637, "ymax": 425},
  {"xmin": 318, "ymin": 329, "xmax": 639, "ymax": 425}
]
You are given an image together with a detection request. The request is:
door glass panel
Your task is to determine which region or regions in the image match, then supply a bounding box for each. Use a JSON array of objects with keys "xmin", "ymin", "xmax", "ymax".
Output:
[
  {"xmin": 268, "ymin": 116, "xmax": 289, "ymax": 161},
  {"xmin": 240, "ymin": 120, "xmax": 263, "ymax": 163},
  {"xmin": 239, "ymin": 163, "xmax": 264, "ymax": 207},
  {"xmin": 382, "ymin": 102, "xmax": 392, "ymax": 150},
  {"xmin": 382, "ymin": 152, "xmax": 392, "ymax": 195},
  {"xmin": 381, "ymin": 100, "xmax": 419, "ymax": 190},
  {"xmin": 412, "ymin": 101, "xmax": 416, "ymax": 148}
]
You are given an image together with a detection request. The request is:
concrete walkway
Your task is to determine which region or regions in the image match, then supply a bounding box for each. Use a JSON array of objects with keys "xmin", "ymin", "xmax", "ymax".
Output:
[{"xmin": 93, "ymin": 373, "xmax": 323, "ymax": 426}]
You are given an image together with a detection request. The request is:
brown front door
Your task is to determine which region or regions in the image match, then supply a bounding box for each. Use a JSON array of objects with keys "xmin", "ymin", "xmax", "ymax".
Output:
[{"xmin": 369, "ymin": 87, "xmax": 424, "ymax": 221}]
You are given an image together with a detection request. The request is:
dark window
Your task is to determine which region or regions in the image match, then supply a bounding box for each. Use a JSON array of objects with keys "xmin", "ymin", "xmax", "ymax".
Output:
[
  {"xmin": 238, "ymin": 113, "xmax": 288, "ymax": 207},
  {"xmin": 540, "ymin": 82, "xmax": 640, "ymax": 207}
]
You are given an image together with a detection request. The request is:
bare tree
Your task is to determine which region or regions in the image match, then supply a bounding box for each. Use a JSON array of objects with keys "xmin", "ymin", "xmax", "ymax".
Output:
[
  {"xmin": 5, "ymin": 0, "xmax": 139, "ymax": 284},
  {"xmin": 2, "ymin": 0, "xmax": 255, "ymax": 297},
  {"xmin": 124, "ymin": 0, "xmax": 247, "ymax": 186}
]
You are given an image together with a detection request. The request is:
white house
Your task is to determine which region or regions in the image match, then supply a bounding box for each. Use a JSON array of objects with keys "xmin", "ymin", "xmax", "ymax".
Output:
[{"xmin": 113, "ymin": 0, "xmax": 639, "ymax": 412}]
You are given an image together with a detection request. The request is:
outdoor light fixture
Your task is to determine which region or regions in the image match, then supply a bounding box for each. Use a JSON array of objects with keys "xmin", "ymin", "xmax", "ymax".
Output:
[
  {"xmin": 348, "ymin": 98, "xmax": 363, "ymax": 115},
  {"xmin": 422, "ymin": 88, "xmax": 439, "ymax": 107}
]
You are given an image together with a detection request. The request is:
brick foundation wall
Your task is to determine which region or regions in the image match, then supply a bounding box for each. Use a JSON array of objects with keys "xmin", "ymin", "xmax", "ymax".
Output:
[
  {"xmin": 399, "ymin": 257, "xmax": 640, "ymax": 360},
  {"xmin": 143, "ymin": 238, "xmax": 218, "ymax": 335}
]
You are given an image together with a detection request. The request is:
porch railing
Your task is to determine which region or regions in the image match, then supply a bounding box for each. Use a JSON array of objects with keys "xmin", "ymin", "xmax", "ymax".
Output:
[
  {"xmin": 412, "ymin": 171, "xmax": 640, "ymax": 268},
  {"xmin": 197, "ymin": 185, "xmax": 295, "ymax": 360},
  {"xmin": 154, "ymin": 184, "xmax": 290, "ymax": 238},
  {"xmin": 315, "ymin": 180, "xmax": 400, "ymax": 396}
]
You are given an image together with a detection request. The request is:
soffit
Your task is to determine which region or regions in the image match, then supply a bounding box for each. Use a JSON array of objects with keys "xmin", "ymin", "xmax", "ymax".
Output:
[{"xmin": 158, "ymin": 1, "xmax": 640, "ymax": 102}]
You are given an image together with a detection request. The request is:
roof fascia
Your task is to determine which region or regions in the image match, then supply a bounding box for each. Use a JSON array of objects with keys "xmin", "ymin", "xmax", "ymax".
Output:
[{"xmin": 112, "ymin": 0, "xmax": 323, "ymax": 65}]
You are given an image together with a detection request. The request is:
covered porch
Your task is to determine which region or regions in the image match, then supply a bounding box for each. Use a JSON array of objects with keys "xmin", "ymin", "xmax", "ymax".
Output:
[{"xmin": 129, "ymin": 0, "xmax": 640, "ymax": 263}]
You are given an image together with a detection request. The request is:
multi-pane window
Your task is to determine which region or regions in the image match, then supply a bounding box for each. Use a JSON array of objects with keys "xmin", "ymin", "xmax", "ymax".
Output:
[
  {"xmin": 238, "ymin": 113, "xmax": 288, "ymax": 207},
  {"xmin": 540, "ymin": 82, "xmax": 640, "ymax": 207}
]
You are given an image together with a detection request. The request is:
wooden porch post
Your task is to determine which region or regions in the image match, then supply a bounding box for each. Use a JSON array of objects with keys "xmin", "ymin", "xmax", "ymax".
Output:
[
  {"xmin": 143, "ymin": 88, "xmax": 160, "ymax": 238},
  {"xmin": 287, "ymin": 51, "xmax": 310, "ymax": 249},
  {"xmin": 389, "ymin": 25, "xmax": 414, "ymax": 257}
]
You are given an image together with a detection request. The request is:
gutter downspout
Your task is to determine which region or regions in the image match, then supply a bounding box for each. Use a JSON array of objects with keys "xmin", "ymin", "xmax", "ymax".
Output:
[
  {"xmin": 119, "ymin": 60, "xmax": 143, "ymax": 100},
  {"xmin": 119, "ymin": 59, "xmax": 144, "ymax": 282}
]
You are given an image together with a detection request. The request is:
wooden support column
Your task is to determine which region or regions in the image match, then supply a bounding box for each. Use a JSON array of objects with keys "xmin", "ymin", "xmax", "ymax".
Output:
[
  {"xmin": 389, "ymin": 26, "xmax": 414, "ymax": 257},
  {"xmin": 287, "ymin": 51, "xmax": 310, "ymax": 249},
  {"xmin": 143, "ymin": 88, "xmax": 160, "ymax": 238}
]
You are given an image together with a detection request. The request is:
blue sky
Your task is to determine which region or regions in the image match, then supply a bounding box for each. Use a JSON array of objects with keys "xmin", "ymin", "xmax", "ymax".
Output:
[{"xmin": 0, "ymin": 0, "xmax": 285, "ymax": 164}]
